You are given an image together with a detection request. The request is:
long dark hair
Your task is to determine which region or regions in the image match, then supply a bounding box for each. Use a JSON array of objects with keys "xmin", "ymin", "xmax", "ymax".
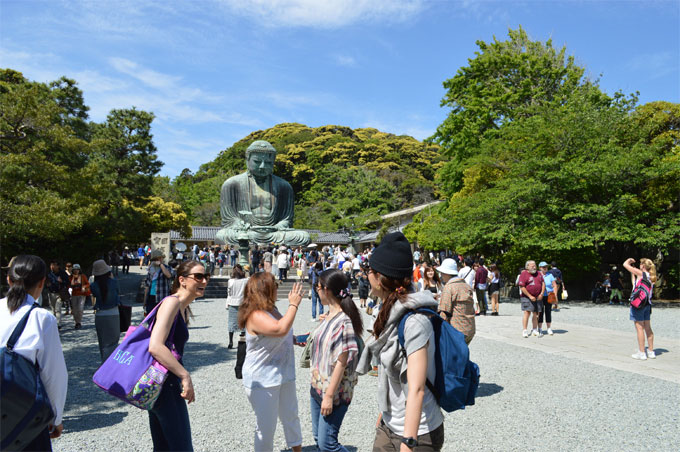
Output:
[
  {"xmin": 231, "ymin": 264, "xmax": 246, "ymax": 279},
  {"xmin": 94, "ymin": 273, "xmax": 111, "ymax": 304},
  {"xmin": 6, "ymin": 255, "xmax": 47, "ymax": 313},
  {"xmin": 319, "ymin": 269, "xmax": 363, "ymax": 335},
  {"xmin": 371, "ymin": 272, "xmax": 412, "ymax": 338},
  {"xmin": 169, "ymin": 260, "xmax": 201, "ymax": 324}
]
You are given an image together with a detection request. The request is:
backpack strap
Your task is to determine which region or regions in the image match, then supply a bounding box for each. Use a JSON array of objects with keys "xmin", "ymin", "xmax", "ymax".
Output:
[
  {"xmin": 397, "ymin": 307, "xmax": 441, "ymax": 400},
  {"xmin": 6, "ymin": 302, "xmax": 40, "ymax": 353}
]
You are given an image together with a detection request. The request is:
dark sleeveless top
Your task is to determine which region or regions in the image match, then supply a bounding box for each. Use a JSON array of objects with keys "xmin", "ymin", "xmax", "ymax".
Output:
[{"xmin": 171, "ymin": 311, "xmax": 189, "ymax": 363}]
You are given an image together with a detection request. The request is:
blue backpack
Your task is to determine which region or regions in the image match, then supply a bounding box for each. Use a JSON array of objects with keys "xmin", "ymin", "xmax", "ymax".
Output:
[{"xmin": 398, "ymin": 307, "xmax": 480, "ymax": 412}]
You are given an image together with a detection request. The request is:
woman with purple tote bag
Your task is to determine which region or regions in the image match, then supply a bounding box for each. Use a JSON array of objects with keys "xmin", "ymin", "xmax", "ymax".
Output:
[
  {"xmin": 146, "ymin": 260, "xmax": 207, "ymax": 451},
  {"xmin": 94, "ymin": 260, "xmax": 206, "ymax": 451}
]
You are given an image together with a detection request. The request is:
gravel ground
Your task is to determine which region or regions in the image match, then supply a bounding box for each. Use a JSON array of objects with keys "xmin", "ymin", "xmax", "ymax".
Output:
[{"xmin": 52, "ymin": 292, "xmax": 679, "ymax": 452}]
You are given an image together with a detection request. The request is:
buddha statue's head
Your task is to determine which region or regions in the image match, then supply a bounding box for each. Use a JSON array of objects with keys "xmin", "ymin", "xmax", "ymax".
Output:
[{"xmin": 246, "ymin": 140, "xmax": 277, "ymax": 180}]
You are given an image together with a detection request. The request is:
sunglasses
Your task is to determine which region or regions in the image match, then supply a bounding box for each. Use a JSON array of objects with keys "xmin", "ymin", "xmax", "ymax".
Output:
[{"xmin": 186, "ymin": 273, "xmax": 210, "ymax": 282}]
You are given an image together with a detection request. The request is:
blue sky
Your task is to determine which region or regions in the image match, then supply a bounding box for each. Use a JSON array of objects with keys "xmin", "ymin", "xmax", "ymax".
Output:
[{"xmin": 2, "ymin": 0, "xmax": 678, "ymax": 177}]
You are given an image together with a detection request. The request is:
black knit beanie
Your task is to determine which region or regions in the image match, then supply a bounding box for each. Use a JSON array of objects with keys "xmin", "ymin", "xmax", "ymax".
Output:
[{"xmin": 369, "ymin": 232, "xmax": 413, "ymax": 279}]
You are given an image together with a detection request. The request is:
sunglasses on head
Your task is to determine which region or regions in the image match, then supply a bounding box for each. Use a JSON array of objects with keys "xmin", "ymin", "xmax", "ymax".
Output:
[{"xmin": 186, "ymin": 273, "xmax": 210, "ymax": 282}]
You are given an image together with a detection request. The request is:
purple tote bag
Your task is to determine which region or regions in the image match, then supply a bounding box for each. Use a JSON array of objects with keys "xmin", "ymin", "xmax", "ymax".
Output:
[{"xmin": 92, "ymin": 297, "xmax": 181, "ymax": 410}]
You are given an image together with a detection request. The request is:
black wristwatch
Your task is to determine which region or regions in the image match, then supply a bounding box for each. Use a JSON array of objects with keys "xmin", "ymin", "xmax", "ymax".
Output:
[{"xmin": 402, "ymin": 437, "xmax": 418, "ymax": 448}]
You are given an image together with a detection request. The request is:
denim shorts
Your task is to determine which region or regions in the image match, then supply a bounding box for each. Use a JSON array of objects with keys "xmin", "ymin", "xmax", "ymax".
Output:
[{"xmin": 630, "ymin": 304, "xmax": 652, "ymax": 321}]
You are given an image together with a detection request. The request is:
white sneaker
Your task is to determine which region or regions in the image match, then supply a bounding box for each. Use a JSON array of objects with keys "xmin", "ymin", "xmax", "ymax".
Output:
[
  {"xmin": 547, "ymin": 328, "xmax": 554, "ymax": 336},
  {"xmin": 631, "ymin": 351, "xmax": 647, "ymax": 360},
  {"xmin": 310, "ymin": 318, "xmax": 317, "ymax": 322},
  {"xmin": 522, "ymin": 330, "xmax": 529, "ymax": 338},
  {"xmin": 647, "ymin": 350, "xmax": 656, "ymax": 359},
  {"xmin": 531, "ymin": 329, "xmax": 541, "ymax": 337}
]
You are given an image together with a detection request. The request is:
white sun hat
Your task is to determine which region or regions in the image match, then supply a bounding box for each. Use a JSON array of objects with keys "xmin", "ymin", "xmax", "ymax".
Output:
[{"xmin": 436, "ymin": 258, "xmax": 459, "ymax": 276}]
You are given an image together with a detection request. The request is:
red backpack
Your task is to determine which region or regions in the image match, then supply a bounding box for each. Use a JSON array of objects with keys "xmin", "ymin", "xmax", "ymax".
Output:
[{"xmin": 629, "ymin": 276, "xmax": 652, "ymax": 309}]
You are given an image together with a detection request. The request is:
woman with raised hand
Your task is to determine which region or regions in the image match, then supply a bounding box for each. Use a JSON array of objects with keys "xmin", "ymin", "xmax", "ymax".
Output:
[
  {"xmin": 310, "ymin": 269, "xmax": 363, "ymax": 452},
  {"xmin": 147, "ymin": 260, "xmax": 206, "ymax": 451},
  {"xmin": 624, "ymin": 257, "xmax": 657, "ymax": 360},
  {"xmin": 238, "ymin": 272, "xmax": 305, "ymax": 452},
  {"xmin": 1, "ymin": 255, "xmax": 68, "ymax": 451},
  {"xmin": 357, "ymin": 232, "xmax": 444, "ymax": 451}
]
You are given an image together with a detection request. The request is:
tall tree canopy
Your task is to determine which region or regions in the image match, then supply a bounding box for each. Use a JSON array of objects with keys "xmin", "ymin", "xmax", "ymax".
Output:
[
  {"xmin": 0, "ymin": 69, "xmax": 190, "ymax": 265},
  {"xmin": 431, "ymin": 26, "xmax": 600, "ymax": 195}
]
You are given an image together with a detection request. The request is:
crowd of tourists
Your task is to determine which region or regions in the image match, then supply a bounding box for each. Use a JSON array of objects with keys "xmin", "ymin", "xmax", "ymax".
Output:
[{"xmin": 0, "ymin": 233, "xmax": 660, "ymax": 451}]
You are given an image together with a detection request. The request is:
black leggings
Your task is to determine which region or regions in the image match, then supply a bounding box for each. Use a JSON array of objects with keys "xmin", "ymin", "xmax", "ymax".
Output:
[{"xmin": 538, "ymin": 300, "xmax": 552, "ymax": 324}]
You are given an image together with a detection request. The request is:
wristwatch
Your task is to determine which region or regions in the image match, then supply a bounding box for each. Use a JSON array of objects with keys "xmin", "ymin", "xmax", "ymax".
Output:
[{"xmin": 401, "ymin": 437, "xmax": 418, "ymax": 448}]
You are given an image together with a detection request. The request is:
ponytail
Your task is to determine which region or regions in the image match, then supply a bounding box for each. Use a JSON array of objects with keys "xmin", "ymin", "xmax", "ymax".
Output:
[
  {"xmin": 319, "ymin": 269, "xmax": 363, "ymax": 335},
  {"xmin": 371, "ymin": 273, "xmax": 412, "ymax": 338},
  {"xmin": 6, "ymin": 255, "xmax": 47, "ymax": 313}
]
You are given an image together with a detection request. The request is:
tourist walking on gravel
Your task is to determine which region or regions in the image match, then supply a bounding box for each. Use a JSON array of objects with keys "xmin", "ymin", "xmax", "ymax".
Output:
[
  {"xmin": 147, "ymin": 260, "xmax": 204, "ymax": 452},
  {"xmin": 1, "ymin": 255, "xmax": 68, "ymax": 451},
  {"xmin": 518, "ymin": 260, "xmax": 545, "ymax": 338},
  {"xmin": 277, "ymin": 249, "xmax": 290, "ymax": 281},
  {"xmin": 488, "ymin": 264, "xmax": 501, "ymax": 315},
  {"xmin": 226, "ymin": 264, "xmax": 248, "ymax": 348},
  {"xmin": 238, "ymin": 272, "xmax": 304, "ymax": 452},
  {"xmin": 437, "ymin": 258, "xmax": 476, "ymax": 344},
  {"xmin": 357, "ymin": 263, "xmax": 370, "ymax": 309},
  {"xmin": 538, "ymin": 262, "xmax": 558, "ymax": 335},
  {"xmin": 357, "ymin": 232, "xmax": 445, "ymax": 451},
  {"xmin": 144, "ymin": 250, "xmax": 175, "ymax": 315},
  {"xmin": 47, "ymin": 261, "xmax": 70, "ymax": 329},
  {"xmin": 311, "ymin": 262, "xmax": 325, "ymax": 321},
  {"xmin": 474, "ymin": 258, "xmax": 489, "ymax": 316},
  {"xmin": 309, "ymin": 269, "xmax": 363, "ymax": 452},
  {"xmin": 69, "ymin": 264, "xmax": 90, "ymax": 330},
  {"xmin": 624, "ymin": 258, "xmax": 657, "ymax": 360},
  {"xmin": 90, "ymin": 260, "xmax": 121, "ymax": 362}
]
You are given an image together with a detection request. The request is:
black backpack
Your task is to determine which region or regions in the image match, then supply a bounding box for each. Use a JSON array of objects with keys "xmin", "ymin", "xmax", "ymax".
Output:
[{"xmin": 1, "ymin": 304, "xmax": 54, "ymax": 451}]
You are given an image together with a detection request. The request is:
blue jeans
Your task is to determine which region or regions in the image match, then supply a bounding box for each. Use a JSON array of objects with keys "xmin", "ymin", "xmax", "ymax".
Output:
[
  {"xmin": 311, "ymin": 288, "xmax": 324, "ymax": 319},
  {"xmin": 149, "ymin": 374, "xmax": 193, "ymax": 451},
  {"xmin": 310, "ymin": 396, "xmax": 349, "ymax": 452}
]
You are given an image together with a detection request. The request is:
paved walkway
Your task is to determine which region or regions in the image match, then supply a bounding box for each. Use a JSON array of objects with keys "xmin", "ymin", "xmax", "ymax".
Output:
[{"xmin": 475, "ymin": 313, "xmax": 679, "ymax": 384}]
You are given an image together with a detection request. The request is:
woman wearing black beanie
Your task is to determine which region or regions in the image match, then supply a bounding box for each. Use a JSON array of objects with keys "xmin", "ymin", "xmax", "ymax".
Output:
[{"xmin": 357, "ymin": 232, "xmax": 444, "ymax": 451}]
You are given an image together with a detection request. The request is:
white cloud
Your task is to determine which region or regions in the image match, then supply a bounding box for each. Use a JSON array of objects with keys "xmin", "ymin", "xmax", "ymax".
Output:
[
  {"xmin": 334, "ymin": 54, "xmax": 357, "ymax": 67},
  {"xmin": 219, "ymin": 0, "xmax": 425, "ymax": 28},
  {"xmin": 109, "ymin": 57, "xmax": 182, "ymax": 90},
  {"xmin": 627, "ymin": 51, "xmax": 676, "ymax": 79}
]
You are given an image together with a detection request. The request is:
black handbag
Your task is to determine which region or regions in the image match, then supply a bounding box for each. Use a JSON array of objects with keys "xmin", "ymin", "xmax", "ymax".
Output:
[
  {"xmin": 234, "ymin": 333, "xmax": 247, "ymax": 379},
  {"xmin": 1, "ymin": 304, "xmax": 54, "ymax": 451}
]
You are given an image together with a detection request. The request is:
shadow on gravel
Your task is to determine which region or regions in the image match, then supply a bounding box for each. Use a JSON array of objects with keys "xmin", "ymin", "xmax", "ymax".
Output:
[
  {"xmin": 63, "ymin": 410, "xmax": 128, "ymax": 433},
  {"xmin": 183, "ymin": 342, "xmax": 233, "ymax": 373},
  {"xmin": 653, "ymin": 348, "xmax": 670, "ymax": 356},
  {"xmin": 476, "ymin": 383, "xmax": 504, "ymax": 398},
  {"xmin": 551, "ymin": 329, "xmax": 568, "ymax": 334}
]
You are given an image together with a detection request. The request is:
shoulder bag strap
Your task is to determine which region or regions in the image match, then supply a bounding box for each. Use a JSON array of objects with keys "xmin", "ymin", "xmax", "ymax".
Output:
[{"xmin": 6, "ymin": 303, "xmax": 40, "ymax": 352}]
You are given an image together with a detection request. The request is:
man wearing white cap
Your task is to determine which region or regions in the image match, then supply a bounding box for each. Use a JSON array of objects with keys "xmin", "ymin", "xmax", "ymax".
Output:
[{"xmin": 436, "ymin": 258, "xmax": 476, "ymax": 344}]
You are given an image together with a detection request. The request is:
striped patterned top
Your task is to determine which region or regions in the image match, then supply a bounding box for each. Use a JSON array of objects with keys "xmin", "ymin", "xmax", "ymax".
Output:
[{"xmin": 310, "ymin": 311, "xmax": 359, "ymax": 405}]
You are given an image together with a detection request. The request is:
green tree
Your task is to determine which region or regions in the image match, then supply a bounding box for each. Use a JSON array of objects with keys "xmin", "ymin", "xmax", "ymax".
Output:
[
  {"xmin": 0, "ymin": 70, "xmax": 96, "ymax": 254},
  {"xmin": 430, "ymin": 26, "xmax": 602, "ymax": 195}
]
